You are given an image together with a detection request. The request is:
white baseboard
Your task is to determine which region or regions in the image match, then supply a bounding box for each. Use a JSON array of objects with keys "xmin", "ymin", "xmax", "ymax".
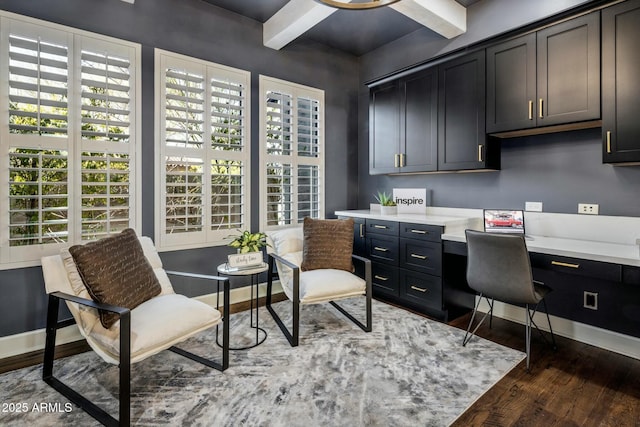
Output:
[
  {"xmin": 0, "ymin": 282, "xmax": 283, "ymax": 360},
  {"xmin": 477, "ymin": 299, "xmax": 640, "ymax": 360}
]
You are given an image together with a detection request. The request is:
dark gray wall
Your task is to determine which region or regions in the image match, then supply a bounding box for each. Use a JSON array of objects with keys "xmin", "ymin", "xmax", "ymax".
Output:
[
  {"xmin": 0, "ymin": 0, "xmax": 359, "ymax": 337},
  {"xmin": 357, "ymin": 0, "xmax": 640, "ymax": 217}
]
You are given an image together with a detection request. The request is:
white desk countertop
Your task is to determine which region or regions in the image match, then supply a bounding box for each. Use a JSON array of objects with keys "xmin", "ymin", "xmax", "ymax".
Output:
[
  {"xmin": 442, "ymin": 231, "xmax": 640, "ymax": 267},
  {"xmin": 336, "ymin": 209, "xmax": 640, "ymax": 267}
]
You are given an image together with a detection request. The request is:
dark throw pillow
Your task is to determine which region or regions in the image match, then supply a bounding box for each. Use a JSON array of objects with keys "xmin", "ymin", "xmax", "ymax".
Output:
[
  {"xmin": 69, "ymin": 228, "xmax": 161, "ymax": 329},
  {"xmin": 301, "ymin": 217, "xmax": 354, "ymax": 272}
]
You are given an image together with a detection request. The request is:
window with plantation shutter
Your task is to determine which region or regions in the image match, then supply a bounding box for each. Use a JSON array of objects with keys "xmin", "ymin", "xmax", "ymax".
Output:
[
  {"xmin": 260, "ymin": 76, "xmax": 324, "ymax": 231},
  {"xmin": 0, "ymin": 14, "xmax": 141, "ymax": 268},
  {"xmin": 155, "ymin": 49, "xmax": 250, "ymax": 250}
]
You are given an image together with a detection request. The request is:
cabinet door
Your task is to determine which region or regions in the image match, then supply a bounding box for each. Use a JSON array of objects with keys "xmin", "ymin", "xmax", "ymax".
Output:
[
  {"xmin": 602, "ymin": 0, "xmax": 640, "ymax": 164},
  {"xmin": 438, "ymin": 50, "xmax": 488, "ymax": 171},
  {"xmin": 486, "ymin": 33, "xmax": 536, "ymax": 133},
  {"xmin": 369, "ymin": 81, "xmax": 400, "ymax": 174},
  {"xmin": 537, "ymin": 12, "xmax": 600, "ymax": 127},
  {"xmin": 400, "ymin": 68, "xmax": 438, "ymax": 172}
]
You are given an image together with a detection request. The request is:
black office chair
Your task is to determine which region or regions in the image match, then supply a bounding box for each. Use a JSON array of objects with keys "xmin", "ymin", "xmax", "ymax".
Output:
[{"xmin": 462, "ymin": 229, "xmax": 556, "ymax": 370}]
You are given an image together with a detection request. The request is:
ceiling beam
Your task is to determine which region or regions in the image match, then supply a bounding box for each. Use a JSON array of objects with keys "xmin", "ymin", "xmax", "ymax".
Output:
[
  {"xmin": 264, "ymin": 0, "xmax": 467, "ymax": 51},
  {"xmin": 264, "ymin": 0, "xmax": 339, "ymax": 50},
  {"xmin": 390, "ymin": 0, "xmax": 466, "ymax": 39}
]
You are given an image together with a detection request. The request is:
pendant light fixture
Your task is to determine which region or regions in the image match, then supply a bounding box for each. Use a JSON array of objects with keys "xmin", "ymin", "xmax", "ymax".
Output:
[{"xmin": 314, "ymin": 0, "xmax": 402, "ymax": 10}]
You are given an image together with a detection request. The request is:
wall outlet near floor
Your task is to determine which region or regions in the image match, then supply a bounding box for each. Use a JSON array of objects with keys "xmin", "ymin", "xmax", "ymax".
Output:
[
  {"xmin": 525, "ymin": 201, "xmax": 543, "ymax": 212},
  {"xmin": 578, "ymin": 203, "xmax": 599, "ymax": 215}
]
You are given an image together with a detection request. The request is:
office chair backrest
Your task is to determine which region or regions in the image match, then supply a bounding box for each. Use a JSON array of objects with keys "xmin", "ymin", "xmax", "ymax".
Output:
[{"xmin": 465, "ymin": 230, "xmax": 540, "ymax": 305}]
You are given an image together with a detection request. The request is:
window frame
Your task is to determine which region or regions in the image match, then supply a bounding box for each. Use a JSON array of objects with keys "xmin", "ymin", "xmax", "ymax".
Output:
[
  {"xmin": 154, "ymin": 49, "xmax": 251, "ymax": 251},
  {"xmin": 259, "ymin": 75, "xmax": 325, "ymax": 231},
  {"xmin": 0, "ymin": 12, "xmax": 142, "ymax": 270}
]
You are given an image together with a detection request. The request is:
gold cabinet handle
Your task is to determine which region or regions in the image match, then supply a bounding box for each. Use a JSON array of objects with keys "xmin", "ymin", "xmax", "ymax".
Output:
[
  {"xmin": 374, "ymin": 275, "xmax": 389, "ymax": 281},
  {"xmin": 528, "ymin": 100, "xmax": 533, "ymax": 120},
  {"xmin": 606, "ymin": 131, "xmax": 612, "ymax": 154},
  {"xmin": 551, "ymin": 260, "xmax": 580, "ymax": 269},
  {"xmin": 374, "ymin": 246, "xmax": 389, "ymax": 252},
  {"xmin": 411, "ymin": 229, "xmax": 427, "ymax": 234},
  {"xmin": 410, "ymin": 285, "xmax": 428, "ymax": 293},
  {"xmin": 394, "ymin": 153, "xmax": 399, "ymax": 168},
  {"xmin": 539, "ymin": 98, "xmax": 544, "ymax": 118},
  {"xmin": 373, "ymin": 225, "xmax": 388, "ymax": 229},
  {"xmin": 359, "ymin": 223, "xmax": 364, "ymax": 238},
  {"xmin": 478, "ymin": 145, "xmax": 483, "ymax": 162},
  {"xmin": 410, "ymin": 254, "xmax": 427, "ymax": 260},
  {"xmin": 400, "ymin": 153, "xmax": 405, "ymax": 167}
]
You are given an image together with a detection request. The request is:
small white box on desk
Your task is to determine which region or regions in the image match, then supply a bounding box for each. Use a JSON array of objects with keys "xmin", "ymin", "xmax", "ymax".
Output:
[{"xmin": 227, "ymin": 252, "xmax": 263, "ymax": 269}]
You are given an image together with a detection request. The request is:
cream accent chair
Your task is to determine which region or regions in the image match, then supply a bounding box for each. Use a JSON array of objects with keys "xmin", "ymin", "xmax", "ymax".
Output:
[
  {"xmin": 265, "ymin": 227, "xmax": 372, "ymax": 346},
  {"xmin": 41, "ymin": 234, "xmax": 229, "ymax": 427}
]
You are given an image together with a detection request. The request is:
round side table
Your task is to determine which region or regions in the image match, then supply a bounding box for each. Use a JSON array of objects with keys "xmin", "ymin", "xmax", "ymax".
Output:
[{"xmin": 216, "ymin": 262, "xmax": 268, "ymax": 350}]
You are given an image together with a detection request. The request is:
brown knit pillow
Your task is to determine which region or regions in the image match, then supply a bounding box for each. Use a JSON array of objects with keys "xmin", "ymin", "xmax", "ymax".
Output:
[
  {"xmin": 301, "ymin": 217, "xmax": 354, "ymax": 272},
  {"xmin": 69, "ymin": 228, "xmax": 161, "ymax": 328}
]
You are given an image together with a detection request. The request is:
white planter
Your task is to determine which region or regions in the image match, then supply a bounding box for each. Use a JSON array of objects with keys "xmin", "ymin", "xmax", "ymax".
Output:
[{"xmin": 380, "ymin": 205, "xmax": 397, "ymax": 215}]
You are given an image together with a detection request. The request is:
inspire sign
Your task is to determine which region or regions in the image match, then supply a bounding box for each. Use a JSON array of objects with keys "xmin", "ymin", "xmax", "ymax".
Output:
[{"xmin": 393, "ymin": 188, "xmax": 428, "ymax": 214}]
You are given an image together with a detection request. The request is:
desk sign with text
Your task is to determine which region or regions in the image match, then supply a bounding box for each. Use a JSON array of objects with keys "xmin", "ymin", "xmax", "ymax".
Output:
[
  {"xmin": 228, "ymin": 252, "xmax": 263, "ymax": 269},
  {"xmin": 393, "ymin": 188, "xmax": 427, "ymax": 214}
]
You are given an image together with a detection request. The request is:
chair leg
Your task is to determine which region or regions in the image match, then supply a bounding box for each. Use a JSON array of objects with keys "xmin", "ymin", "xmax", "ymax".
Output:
[
  {"xmin": 463, "ymin": 293, "xmax": 492, "ymax": 346},
  {"xmin": 266, "ymin": 264, "xmax": 300, "ymax": 347},
  {"xmin": 329, "ymin": 261, "xmax": 373, "ymax": 333},
  {"xmin": 525, "ymin": 304, "xmax": 532, "ymax": 371},
  {"xmin": 542, "ymin": 299, "xmax": 557, "ymax": 350}
]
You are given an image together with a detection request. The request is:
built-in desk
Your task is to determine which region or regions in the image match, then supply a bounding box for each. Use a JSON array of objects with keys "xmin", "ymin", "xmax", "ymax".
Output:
[
  {"xmin": 337, "ymin": 208, "xmax": 640, "ymax": 358},
  {"xmin": 443, "ymin": 231, "xmax": 640, "ymax": 342}
]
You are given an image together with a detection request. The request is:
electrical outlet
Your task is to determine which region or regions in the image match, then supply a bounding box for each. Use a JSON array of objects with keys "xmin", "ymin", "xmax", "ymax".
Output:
[
  {"xmin": 578, "ymin": 203, "xmax": 599, "ymax": 215},
  {"xmin": 525, "ymin": 201, "xmax": 543, "ymax": 212}
]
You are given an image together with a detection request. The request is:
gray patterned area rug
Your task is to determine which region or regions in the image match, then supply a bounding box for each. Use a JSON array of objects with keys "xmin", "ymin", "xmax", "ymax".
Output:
[{"xmin": 0, "ymin": 299, "xmax": 524, "ymax": 426}]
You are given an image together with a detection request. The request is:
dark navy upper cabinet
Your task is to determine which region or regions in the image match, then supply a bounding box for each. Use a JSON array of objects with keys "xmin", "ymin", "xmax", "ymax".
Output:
[
  {"xmin": 487, "ymin": 12, "xmax": 600, "ymax": 133},
  {"xmin": 602, "ymin": 0, "xmax": 640, "ymax": 164}
]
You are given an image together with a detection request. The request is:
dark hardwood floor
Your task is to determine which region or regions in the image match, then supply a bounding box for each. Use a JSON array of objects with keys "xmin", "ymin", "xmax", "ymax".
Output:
[
  {"xmin": 448, "ymin": 312, "xmax": 640, "ymax": 427},
  {"xmin": 2, "ymin": 296, "xmax": 639, "ymax": 426}
]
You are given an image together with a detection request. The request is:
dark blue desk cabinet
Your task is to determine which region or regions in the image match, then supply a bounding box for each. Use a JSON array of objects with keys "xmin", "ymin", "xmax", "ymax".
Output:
[
  {"xmin": 348, "ymin": 218, "xmax": 475, "ymax": 321},
  {"xmin": 444, "ymin": 241, "xmax": 640, "ymax": 339}
]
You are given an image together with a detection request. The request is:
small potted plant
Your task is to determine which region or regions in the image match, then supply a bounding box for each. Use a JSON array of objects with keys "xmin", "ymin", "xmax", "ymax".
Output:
[
  {"xmin": 374, "ymin": 191, "xmax": 397, "ymax": 215},
  {"xmin": 227, "ymin": 230, "xmax": 269, "ymax": 269}
]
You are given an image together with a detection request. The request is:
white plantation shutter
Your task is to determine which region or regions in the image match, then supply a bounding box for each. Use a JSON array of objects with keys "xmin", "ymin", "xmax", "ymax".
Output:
[
  {"xmin": 0, "ymin": 15, "xmax": 141, "ymax": 267},
  {"xmin": 80, "ymin": 50, "xmax": 132, "ymax": 142},
  {"xmin": 8, "ymin": 33, "xmax": 69, "ymax": 137},
  {"xmin": 260, "ymin": 76, "xmax": 324, "ymax": 230},
  {"xmin": 156, "ymin": 50, "xmax": 250, "ymax": 250}
]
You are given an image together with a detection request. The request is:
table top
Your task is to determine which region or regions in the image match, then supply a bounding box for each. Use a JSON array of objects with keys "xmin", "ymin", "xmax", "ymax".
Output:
[{"xmin": 217, "ymin": 262, "xmax": 269, "ymax": 276}]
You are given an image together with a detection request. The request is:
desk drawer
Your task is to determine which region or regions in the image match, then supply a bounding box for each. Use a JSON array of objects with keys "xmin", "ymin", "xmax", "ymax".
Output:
[
  {"xmin": 367, "ymin": 235, "xmax": 399, "ymax": 265},
  {"xmin": 400, "ymin": 238, "xmax": 442, "ymax": 276},
  {"xmin": 529, "ymin": 253, "xmax": 622, "ymax": 283},
  {"xmin": 400, "ymin": 269, "xmax": 443, "ymax": 311},
  {"xmin": 372, "ymin": 263, "xmax": 399, "ymax": 297},
  {"xmin": 366, "ymin": 219, "xmax": 398, "ymax": 236},
  {"xmin": 399, "ymin": 223, "xmax": 443, "ymax": 242}
]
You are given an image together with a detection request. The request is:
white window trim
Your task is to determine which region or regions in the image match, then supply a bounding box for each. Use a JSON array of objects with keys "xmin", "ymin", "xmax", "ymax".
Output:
[
  {"xmin": 259, "ymin": 75, "xmax": 325, "ymax": 232},
  {"xmin": 0, "ymin": 11, "xmax": 142, "ymax": 270},
  {"xmin": 154, "ymin": 49, "xmax": 251, "ymax": 251}
]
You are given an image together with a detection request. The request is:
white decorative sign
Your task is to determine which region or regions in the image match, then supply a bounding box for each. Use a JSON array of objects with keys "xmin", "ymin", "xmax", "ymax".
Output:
[
  {"xmin": 227, "ymin": 252, "xmax": 263, "ymax": 269},
  {"xmin": 393, "ymin": 188, "xmax": 427, "ymax": 214}
]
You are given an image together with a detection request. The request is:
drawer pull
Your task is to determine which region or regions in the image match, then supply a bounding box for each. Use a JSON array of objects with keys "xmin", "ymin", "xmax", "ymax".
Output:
[
  {"xmin": 374, "ymin": 275, "xmax": 389, "ymax": 281},
  {"xmin": 411, "ymin": 254, "xmax": 428, "ymax": 260},
  {"xmin": 551, "ymin": 260, "xmax": 580, "ymax": 269},
  {"xmin": 410, "ymin": 285, "xmax": 428, "ymax": 293},
  {"xmin": 359, "ymin": 223, "xmax": 364, "ymax": 238},
  {"xmin": 410, "ymin": 229, "xmax": 427, "ymax": 234},
  {"xmin": 374, "ymin": 246, "xmax": 389, "ymax": 252},
  {"xmin": 373, "ymin": 225, "xmax": 388, "ymax": 229}
]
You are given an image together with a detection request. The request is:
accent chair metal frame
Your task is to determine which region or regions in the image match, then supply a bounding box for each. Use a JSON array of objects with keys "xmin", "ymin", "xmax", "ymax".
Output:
[
  {"xmin": 266, "ymin": 253, "xmax": 372, "ymax": 347},
  {"xmin": 43, "ymin": 272, "xmax": 230, "ymax": 427}
]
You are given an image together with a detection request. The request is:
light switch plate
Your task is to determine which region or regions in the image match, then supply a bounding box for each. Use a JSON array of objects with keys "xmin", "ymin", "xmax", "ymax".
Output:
[{"xmin": 525, "ymin": 201, "xmax": 543, "ymax": 212}]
